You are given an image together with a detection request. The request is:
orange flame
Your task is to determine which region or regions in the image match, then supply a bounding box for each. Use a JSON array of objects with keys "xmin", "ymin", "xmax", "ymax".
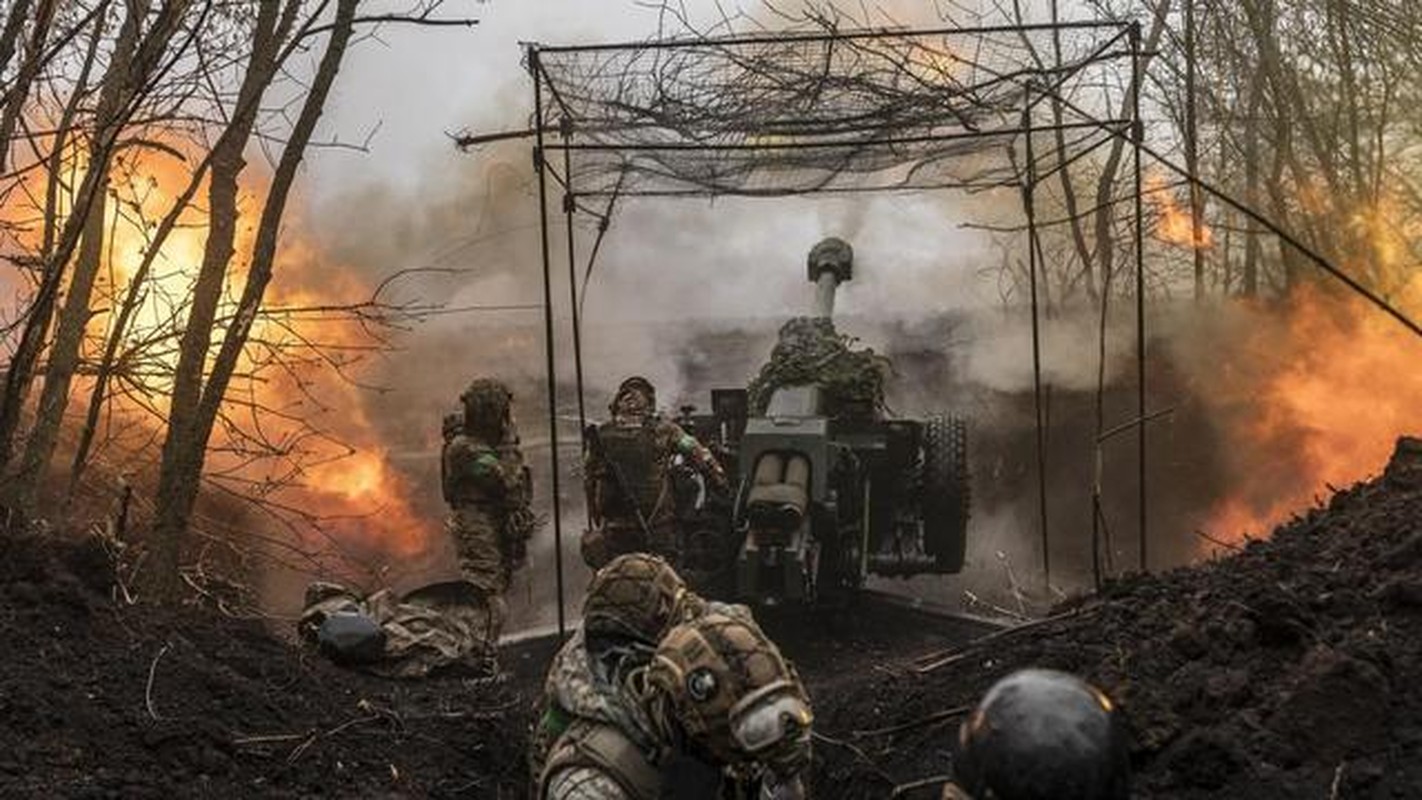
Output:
[
  {"xmin": 1201, "ymin": 277, "xmax": 1422, "ymax": 542},
  {"xmin": 1145, "ymin": 174, "xmax": 1213, "ymax": 250},
  {"xmin": 4, "ymin": 135, "xmax": 440, "ymax": 568}
]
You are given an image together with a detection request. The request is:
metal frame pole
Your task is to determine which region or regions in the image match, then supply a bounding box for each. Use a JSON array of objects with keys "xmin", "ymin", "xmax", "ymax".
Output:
[
  {"xmin": 531, "ymin": 47, "xmax": 567, "ymax": 637},
  {"xmin": 1130, "ymin": 23, "xmax": 1148, "ymax": 574},
  {"xmin": 1023, "ymin": 90, "xmax": 1051, "ymax": 587},
  {"xmin": 1185, "ymin": 0, "xmax": 1205, "ymax": 301},
  {"xmin": 563, "ymin": 131, "xmax": 589, "ymax": 441}
]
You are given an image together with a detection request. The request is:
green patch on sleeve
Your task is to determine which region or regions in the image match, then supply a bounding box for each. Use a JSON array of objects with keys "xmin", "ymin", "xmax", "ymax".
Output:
[
  {"xmin": 540, "ymin": 703, "xmax": 572, "ymax": 741},
  {"xmin": 469, "ymin": 449, "xmax": 501, "ymax": 476}
]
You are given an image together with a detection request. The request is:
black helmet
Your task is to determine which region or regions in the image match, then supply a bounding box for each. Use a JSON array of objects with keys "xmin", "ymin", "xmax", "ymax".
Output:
[{"xmin": 954, "ymin": 669, "xmax": 1130, "ymax": 800}]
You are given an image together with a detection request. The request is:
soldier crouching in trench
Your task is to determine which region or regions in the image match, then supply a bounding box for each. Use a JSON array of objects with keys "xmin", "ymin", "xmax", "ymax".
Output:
[
  {"xmin": 582, "ymin": 376, "xmax": 727, "ymax": 570},
  {"xmin": 532, "ymin": 558, "xmax": 813, "ymax": 799},
  {"xmin": 442, "ymin": 378, "xmax": 535, "ymax": 657}
]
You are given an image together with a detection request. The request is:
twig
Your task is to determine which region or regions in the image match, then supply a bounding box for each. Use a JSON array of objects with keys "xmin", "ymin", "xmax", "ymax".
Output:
[
  {"xmin": 962, "ymin": 589, "xmax": 1032, "ymax": 622},
  {"xmin": 891, "ymin": 774, "xmax": 952, "ymax": 798},
  {"xmin": 853, "ymin": 706, "xmax": 971, "ymax": 739},
  {"xmin": 871, "ymin": 662, "xmax": 904, "ymax": 679},
  {"xmin": 912, "ymin": 608, "xmax": 1096, "ymax": 674},
  {"xmin": 1193, "ymin": 528, "xmax": 1243, "ymax": 553},
  {"xmin": 286, "ymin": 714, "xmax": 383, "ymax": 764},
  {"xmin": 233, "ymin": 733, "xmax": 309, "ymax": 746},
  {"xmin": 995, "ymin": 551, "xmax": 1029, "ymax": 617},
  {"xmin": 145, "ymin": 644, "xmax": 170, "ymax": 721},
  {"xmin": 1329, "ymin": 762, "xmax": 1346, "ymax": 800},
  {"xmin": 915, "ymin": 652, "xmax": 969, "ymax": 674},
  {"xmin": 811, "ymin": 732, "xmax": 893, "ymax": 785}
]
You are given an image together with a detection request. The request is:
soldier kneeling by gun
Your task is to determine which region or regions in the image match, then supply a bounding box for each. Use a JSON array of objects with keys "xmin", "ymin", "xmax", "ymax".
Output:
[
  {"xmin": 941, "ymin": 669, "xmax": 1130, "ymax": 800},
  {"xmin": 583, "ymin": 376, "xmax": 727, "ymax": 570}
]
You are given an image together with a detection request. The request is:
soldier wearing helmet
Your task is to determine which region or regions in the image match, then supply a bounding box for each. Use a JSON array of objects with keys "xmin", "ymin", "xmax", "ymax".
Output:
[
  {"xmin": 441, "ymin": 378, "xmax": 535, "ymax": 655},
  {"xmin": 538, "ymin": 609, "xmax": 812, "ymax": 800},
  {"xmin": 528, "ymin": 554, "xmax": 754, "ymax": 783},
  {"xmin": 582, "ymin": 375, "xmax": 728, "ymax": 570},
  {"xmin": 941, "ymin": 669, "xmax": 1130, "ymax": 800}
]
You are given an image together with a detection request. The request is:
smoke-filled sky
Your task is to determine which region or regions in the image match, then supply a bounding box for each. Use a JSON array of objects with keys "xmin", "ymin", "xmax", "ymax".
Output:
[{"xmin": 294, "ymin": 1, "xmax": 1072, "ymax": 370}]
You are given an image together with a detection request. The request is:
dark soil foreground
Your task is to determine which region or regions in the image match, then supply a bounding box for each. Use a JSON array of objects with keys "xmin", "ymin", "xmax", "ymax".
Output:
[
  {"xmin": 0, "ymin": 523, "xmax": 986, "ymax": 798},
  {"xmin": 813, "ymin": 438, "xmax": 1422, "ymax": 799},
  {"xmin": 5, "ymin": 438, "xmax": 1422, "ymax": 798},
  {"xmin": 0, "ymin": 529, "xmax": 535, "ymax": 798}
]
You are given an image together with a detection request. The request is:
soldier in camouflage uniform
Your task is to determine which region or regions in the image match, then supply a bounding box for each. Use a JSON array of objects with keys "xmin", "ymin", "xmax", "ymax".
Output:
[
  {"xmin": 442, "ymin": 378, "xmax": 535, "ymax": 654},
  {"xmin": 583, "ymin": 376, "xmax": 727, "ymax": 569},
  {"xmin": 528, "ymin": 553, "xmax": 755, "ymax": 781},
  {"xmin": 536, "ymin": 606, "xmax": 812, "ymax": 800}
]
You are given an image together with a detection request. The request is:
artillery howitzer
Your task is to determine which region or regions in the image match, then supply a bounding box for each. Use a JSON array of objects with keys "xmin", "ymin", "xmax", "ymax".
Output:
[{"xmin": 677, "ymin": 238, "xmax": 970, "ymax": 605}]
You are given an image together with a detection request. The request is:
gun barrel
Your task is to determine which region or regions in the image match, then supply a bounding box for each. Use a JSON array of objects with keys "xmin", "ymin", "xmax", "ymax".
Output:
[
  {"xmin": 806, "ymin": 236, "xmax": 853, "ymax": 318},
  {"xmin": 813, "ymin": 271, "xmax": 840, "ymax": 318}
]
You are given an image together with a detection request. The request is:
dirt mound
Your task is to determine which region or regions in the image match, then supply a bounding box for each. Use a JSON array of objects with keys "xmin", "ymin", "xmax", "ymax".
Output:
[
  {"xmin": 812, "ymin": 437, "xmax": 1422, "ymax": 799},
  {"xmin": 0, "ymin": 531, "xmax": 531, "ymax": 798},
  {"xmin": 8, "ymin": 438, "xmax": 1422, "ymax": 798}
]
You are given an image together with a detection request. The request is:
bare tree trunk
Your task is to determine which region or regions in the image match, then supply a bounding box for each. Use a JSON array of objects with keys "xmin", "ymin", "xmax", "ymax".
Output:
[
  {"xmin": 0, "ymin": 3, "xmax": 130, "ymax": 480},
  {"xmin": 41, "ymin": 5, "xmax": 107, "ymax": 263},
  {"xmin": 1242, "ymin": 64, "xmax": 1263, "ymax": 296},
  {"xmin": 13, "ymin": 0, "xmax": 194, "ymax": 508},
  {"xmin": 1048, "ymin": 0, "xmax": 1097, "ymax": 303},
  {"xmin": 68, "ymin": 145, "xmax": 215, "ymax": 496},
  {"xmin": 0, "ymin": 0, "xmax": 34, "ymax": 81},
  {"xmin": 150, "ymin": 0, "xmax": 359, "ymax": 598},
  {"xmin": 0, "ymin": 0, "xmax": 56, "ymax": 178},
  {"xmin": 1090, "ymin": 0, "xmax": 1173, "ymax": 301},
  {"xmin": 1184, "ymin": 0, "xmax": 1206, "ymax": 301}
]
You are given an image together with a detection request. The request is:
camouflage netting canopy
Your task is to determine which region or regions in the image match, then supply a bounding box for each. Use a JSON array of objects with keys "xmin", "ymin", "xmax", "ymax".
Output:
[
  {"xmin": 747, "ymin": 317, "xmax": 892, "ymax": 417},
  {"xmin": 532, "ymin": 12, "xmax": 1136, "ymax": 197}
]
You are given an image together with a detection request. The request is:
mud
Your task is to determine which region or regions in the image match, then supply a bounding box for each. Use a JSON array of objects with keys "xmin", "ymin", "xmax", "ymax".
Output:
[
  {"xmin": 5, "ymin": 437, "xmax": 1422, "ymax": 798},
  {"xmin": 812, "ymin": 437, "xmax": 1422, "ymax": 799}
]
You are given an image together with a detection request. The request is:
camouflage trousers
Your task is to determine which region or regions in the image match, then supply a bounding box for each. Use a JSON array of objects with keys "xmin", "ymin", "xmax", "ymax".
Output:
[
  {"xmin": 580, "ymin": 516, "xmax": 681, "ymax": 570},
  {"xmin": 446, "ymin": 505, "xmax": 511, "ymax": 644}
]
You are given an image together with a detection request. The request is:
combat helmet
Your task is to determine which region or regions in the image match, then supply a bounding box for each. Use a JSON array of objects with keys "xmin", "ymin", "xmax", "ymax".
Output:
[
  {"xmin": 582, "ymin": 553, "xmax": 690, "ymax": 646},
  {"xmin": 646, "ymin": 612, "xmax": 813, "ymax": 775},
  {"xmin": 953, "ymin": 669, "xmax": 1130, "ymax": 800},
  {"xmin": 610, "ymin": 375, "xmax": 656, "ymax": 418},
  {"xmin": 460, "ymin": 378, "xmax": 513, "ymax": 442}
]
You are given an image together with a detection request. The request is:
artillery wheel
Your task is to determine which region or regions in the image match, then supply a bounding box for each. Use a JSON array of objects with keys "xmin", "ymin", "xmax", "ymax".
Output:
[{"xmin": 922, "ymin": 414, "xmax": 970, "ymax": 572}]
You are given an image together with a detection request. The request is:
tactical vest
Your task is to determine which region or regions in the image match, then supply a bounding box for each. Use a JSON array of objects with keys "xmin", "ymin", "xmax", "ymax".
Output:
[
  {"xmin": 540, "ymin": 718, "xmax": 661, "ymax": 800},
  {"xmin": 595, "ymin": 422, "xmax": 666, "ymax": 520}
]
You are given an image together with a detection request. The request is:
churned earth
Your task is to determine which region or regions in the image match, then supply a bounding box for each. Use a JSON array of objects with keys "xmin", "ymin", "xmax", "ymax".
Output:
[{"xmin": 5, "ymin": 438, "xmax": 1422, "ymax": 798}]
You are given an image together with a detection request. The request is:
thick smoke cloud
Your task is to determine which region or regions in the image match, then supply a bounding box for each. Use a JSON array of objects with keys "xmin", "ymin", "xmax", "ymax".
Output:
[{"xmin": 275, "ymin": 1, "xmax": 1398, "ymax": 626}]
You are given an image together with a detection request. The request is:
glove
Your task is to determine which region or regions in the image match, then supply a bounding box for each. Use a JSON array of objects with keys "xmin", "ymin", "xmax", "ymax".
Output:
[{"xmin": 760, "ymin": 774, "xmax": 807, "ymax": 800}]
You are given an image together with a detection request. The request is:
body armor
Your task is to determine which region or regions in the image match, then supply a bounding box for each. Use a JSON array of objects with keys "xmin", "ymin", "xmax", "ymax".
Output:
[
  {"xmin": 541, "ymin": 718, "xmax": 662, "ymax": 800},
  {"xmin": 595, "ymin": 421, "xmax": 669, "ymax": 521}
]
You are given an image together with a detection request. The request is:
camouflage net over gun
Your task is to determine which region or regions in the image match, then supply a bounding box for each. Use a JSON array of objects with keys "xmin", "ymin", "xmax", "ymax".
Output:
[{"xmin": 747, "ymin": 317, "xmax": 892, "ymax": 418}]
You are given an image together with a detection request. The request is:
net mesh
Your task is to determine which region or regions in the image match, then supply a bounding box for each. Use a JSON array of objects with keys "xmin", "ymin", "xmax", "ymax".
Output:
[{"xmin": 535, "ymin": 22, "xmax": 1134, "ymax": 197}]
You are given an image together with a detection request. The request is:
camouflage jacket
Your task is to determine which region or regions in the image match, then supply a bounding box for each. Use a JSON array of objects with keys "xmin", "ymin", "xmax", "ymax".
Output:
[
  {"xmin": 535, "ymin": 602, "xmax": 767, "ymax": 799},
  {"xmin": 443, "ymin": 434, "xmax": 530, "ymax": 511}
]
